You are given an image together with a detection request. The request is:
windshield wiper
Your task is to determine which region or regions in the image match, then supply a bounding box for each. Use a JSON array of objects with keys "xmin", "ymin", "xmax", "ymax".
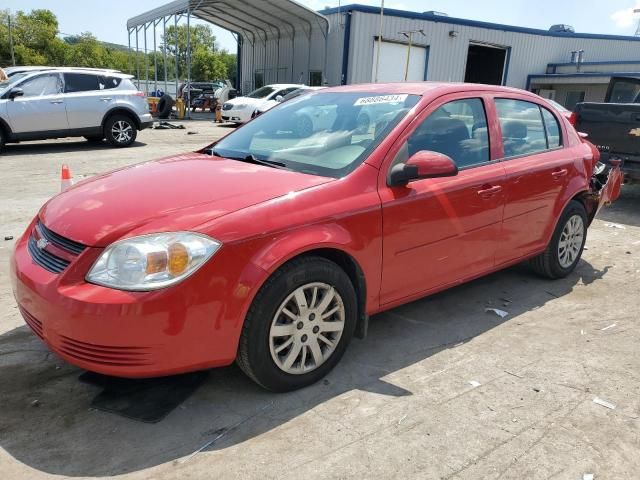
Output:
[{"xmin": 208, "ymin": 149, "xmax": 287, "ymax": 169}]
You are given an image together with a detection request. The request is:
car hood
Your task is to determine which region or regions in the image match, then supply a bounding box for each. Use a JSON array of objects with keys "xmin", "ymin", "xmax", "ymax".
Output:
[
  {"xmin": 39, "ymin": 152, "xmax": 333, "ymax": 247},
  {"xmin": 226, "ymin": 96, "xmax": 267, "ymax": 107}
]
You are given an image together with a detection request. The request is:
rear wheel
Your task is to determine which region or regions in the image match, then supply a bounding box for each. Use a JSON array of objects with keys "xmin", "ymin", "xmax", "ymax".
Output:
[
  {"xmin": 530, "ymin": 200, "xmax": 587, "ymax": 279},
  {"xmin": 0, "ymin": 128, "xmax": 5, "ymax": 153},
  {"xmin": 236, "ymin": 256, "xmax": 357, "ymax": 392},
  {"xmin": 104, "ymin": 115, "xmax": 137, "ymax": 147}
]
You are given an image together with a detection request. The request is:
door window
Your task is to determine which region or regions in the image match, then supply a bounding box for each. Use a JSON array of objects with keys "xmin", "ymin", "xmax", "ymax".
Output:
[
  {"xmin": 19, "ymin": 74, "xmax": 63, "ymax": 97},
  {"xmin": 64, "ymin": 73, "xmax": 100, "ymax": 93},
  {"xmin": 395, "ymin": 98, "xmax": 490, "ymax": 169},
  {"xmin": 495, "ymin": 99, "xmax": 549, "ymax": 157},
  {"xmin": 540, "ymin": 107, "xmax": 561, "ymax": 148}
]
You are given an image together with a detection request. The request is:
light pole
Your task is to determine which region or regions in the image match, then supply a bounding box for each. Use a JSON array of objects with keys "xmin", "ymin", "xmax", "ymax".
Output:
[
  {"xmin": 399, "ymin": 29, "xmax": 425, "ymax": 81},
  {"xmin": 374, "ymin": 0, "xmax": 385, "ymax": 83}
]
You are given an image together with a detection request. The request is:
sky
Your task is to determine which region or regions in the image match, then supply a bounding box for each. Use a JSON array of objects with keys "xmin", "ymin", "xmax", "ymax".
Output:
[{"xmin": 5, "ymin": 0, "xmax": 640, "ymax": 52}]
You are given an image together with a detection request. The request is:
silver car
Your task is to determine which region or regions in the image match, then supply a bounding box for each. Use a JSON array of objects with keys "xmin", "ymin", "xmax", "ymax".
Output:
[{"xmin": 0, "ymin": 68, "xmax": 153, "ymax": 150}]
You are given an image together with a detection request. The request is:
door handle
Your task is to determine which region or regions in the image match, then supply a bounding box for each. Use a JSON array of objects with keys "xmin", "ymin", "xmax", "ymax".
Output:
[
  {"xmin": 477, "ymin": 185, "xmax": 503, "ymax": 197},
  {"xmin": 50, "ymin": 100, "xmax": 63, "ymax": 104},
  {"xmin": 551, "ymin": 169, "xmax": 568, "ymax": 179},
  {"xmin": 99, "ymin": 97, "xmax": 113, "ymax": 101}
]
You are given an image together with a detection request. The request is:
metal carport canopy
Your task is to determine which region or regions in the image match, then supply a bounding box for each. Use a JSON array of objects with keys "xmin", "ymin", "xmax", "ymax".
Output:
[{"xmin": 127, "ymin": 0, "xmax": 329, "ymax": 41}]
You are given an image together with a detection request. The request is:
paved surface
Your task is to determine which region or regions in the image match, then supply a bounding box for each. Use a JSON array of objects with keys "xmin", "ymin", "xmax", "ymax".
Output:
[{"xmin": 0, "ymin": 122, "xmax": 639, "ymax": 479}]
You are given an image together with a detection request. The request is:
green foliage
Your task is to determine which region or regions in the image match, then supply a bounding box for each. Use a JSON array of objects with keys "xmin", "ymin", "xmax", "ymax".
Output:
[{"xmin": 0, "ymin": 9, "xmax": 236, "ymax": 84}]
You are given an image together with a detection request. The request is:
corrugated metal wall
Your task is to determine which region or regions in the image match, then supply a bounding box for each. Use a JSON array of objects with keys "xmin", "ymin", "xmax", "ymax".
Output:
[
  {"xmin": 554, "ymin": 62, "xmax": 640, "ymax": 74},
  {"xmin": 239, "ymin": 21, "xmax": 327, "ymax": 93},
  {"xmin": 326, "ymin": 10, "xmax": 640, "ymax": 89}
]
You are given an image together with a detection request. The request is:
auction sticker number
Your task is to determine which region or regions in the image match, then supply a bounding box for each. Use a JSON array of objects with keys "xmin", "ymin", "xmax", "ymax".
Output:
[{"xmin": 354, "ymin": 94, "xmax": 408, "ymax": 106}]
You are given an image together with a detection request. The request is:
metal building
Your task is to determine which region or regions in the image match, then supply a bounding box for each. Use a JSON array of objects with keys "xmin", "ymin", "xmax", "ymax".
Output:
[{"xmin": 128, "ymin": 2, "xmax": 640, "ymax": 107}]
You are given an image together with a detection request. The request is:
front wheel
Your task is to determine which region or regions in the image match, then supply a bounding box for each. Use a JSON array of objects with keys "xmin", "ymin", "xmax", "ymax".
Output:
[
  {"xmin": 104, "ymin": 115, "xmax": 137, "ymax": 147},
  {"xmin": 236, "ymin": 256, "xmax": 357, "ymax": 392},
  {"xmin": 0, "ymin": 128, "xmax": 5, "ymax": 153},
  {"xmin": 530, "ymin": 200, "xmax": 587, "ymax": 279}
]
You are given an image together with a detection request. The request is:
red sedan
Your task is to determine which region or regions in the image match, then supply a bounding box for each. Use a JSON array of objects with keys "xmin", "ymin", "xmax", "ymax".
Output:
[{"xmin": 11, "ymin": 83, "xmax": 622, "ymax": 392}]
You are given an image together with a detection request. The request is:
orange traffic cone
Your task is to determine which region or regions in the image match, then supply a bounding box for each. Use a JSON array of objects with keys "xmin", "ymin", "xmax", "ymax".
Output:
[{"xmin": 61, "ymin": 164, "xmax": 73, "ymax": 192}]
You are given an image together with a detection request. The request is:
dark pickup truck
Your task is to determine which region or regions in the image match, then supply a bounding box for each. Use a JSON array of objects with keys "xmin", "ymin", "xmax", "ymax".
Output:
[{"xmin": 574, "ymin": 76, "xmax": 640, "ymax": 182}]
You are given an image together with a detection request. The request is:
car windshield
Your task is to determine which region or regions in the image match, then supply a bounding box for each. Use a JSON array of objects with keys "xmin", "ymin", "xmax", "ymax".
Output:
[
  {"xmin": 211, "ymin": 91, "xmax": 420, "ymax": 178},
  {"xmin": 246, "ymin": 86, "xmax": 276, "ymax": 99}
]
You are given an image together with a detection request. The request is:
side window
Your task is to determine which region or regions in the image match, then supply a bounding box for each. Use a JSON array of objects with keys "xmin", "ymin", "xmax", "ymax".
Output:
[
  {"xmin": 541, "ymin": 107, "xmax": 561, "ymax": 148},
  {"xmin": 495, "ymin": 99, "xmax": 548, "ymax": 157},
  {"xmin": 98, "ymin": 76, "xmax": 122, "ymax": 90},
  {"xmin": 396, "ymin": 98, "xmax": 490, "ymax": 169},
  {"xmin": 64, "ymin": 73, "xmax": 100, "ymax": 93},
  {"xmin": 19, "ymin": 74, "xmax": 62, "ymax": 97}
]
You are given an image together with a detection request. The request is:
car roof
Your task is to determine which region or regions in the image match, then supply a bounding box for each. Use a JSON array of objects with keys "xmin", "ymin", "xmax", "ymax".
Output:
[
  {"xmin": 16, "ymin": 68, "xmax": 133, "ymax": 81},
  {"xmin": 320, "ymin": 81, "xmax": 542, "ymax": 100}
]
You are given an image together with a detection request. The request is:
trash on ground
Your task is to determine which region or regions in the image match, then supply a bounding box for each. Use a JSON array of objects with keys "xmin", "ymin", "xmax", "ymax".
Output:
[
  {"xmin": 468, "ymin": 380, "xmax": 481, "ymax": 387},
  {"xmin": 154, "ymin": 121, "xmax": 185, "ymax": 130},
  {"xmin": 30, "ymin": 399, "xmax": 40, "ymax": 407},
  {"xmin": 581, "ymin": 329, "xmax": 585, "ymax": 335},
  {"xmin": 4, "ymin": 236, "xmax": 13, "ymax": 241},
  {"xmin": 600, "ymin": 323, "xmax": 617, "ymax": 331},
  {"xmin": 485, "ymin": 307, "xmax": 509, "ymax": 318},
  {"xmin": 187, "ymin": 131, "xmax": 199, "ymax": 135},
  {"xmin": 583, "ymin": 474, "xmax": 594, "ymax": 480},
  {"xmin": 397, "ymin": 414, "xmax": 407, "ymax": 425},
  {"xmin": 593, "ymin": 397, "xmax": 616, "ymax": 410},
  {"xmin": 604, "ymin": 223, "xmax": 626, "ymax": 229}
]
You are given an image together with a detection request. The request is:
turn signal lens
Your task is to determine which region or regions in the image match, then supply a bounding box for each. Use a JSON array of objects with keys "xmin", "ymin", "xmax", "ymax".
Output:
[
  {"xmin": 168, "ymin": 243, "xmax": 189, "ymax": 276},
  {"xmin": 146, "ymin": 251, "xmax": 168, "ymax": 274}
]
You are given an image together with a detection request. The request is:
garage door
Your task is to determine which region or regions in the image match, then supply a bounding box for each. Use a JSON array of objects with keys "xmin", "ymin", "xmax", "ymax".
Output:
[{"xmin": 372, "ymin": 40, "xmax": 427, "ymax": 82}]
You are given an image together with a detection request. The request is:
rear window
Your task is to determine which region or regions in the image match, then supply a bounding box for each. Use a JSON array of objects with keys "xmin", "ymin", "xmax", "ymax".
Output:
[{"xmin": 64, "ymin": 73, "xmax": 100, "ymax": 93}]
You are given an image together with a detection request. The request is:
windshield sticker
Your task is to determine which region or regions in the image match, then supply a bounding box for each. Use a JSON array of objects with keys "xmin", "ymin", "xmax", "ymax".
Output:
[{"xmin": 354, "ymin": 94, "xmax": 408, "ymax": 106}]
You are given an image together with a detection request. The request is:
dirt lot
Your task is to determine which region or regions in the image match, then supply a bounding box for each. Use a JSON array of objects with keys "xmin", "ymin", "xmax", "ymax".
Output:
[{"xmin": 1, "ymin": 122, "xmax": 639, "ymax": 480}]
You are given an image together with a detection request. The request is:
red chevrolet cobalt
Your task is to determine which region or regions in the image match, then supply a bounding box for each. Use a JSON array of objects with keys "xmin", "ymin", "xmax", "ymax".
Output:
[{"xmin": 11, "ymin": 83, "xmax": 621, "ymax": 391}]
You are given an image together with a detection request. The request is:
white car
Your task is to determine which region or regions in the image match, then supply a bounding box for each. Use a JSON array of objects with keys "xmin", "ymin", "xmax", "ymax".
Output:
[
  {"xmin": 221, "ymin": 84, "xmax": 302, "ymax": 124},
  {"xmin": 256, "ymin": 86, "xmax": 326, "ymax": 116}
]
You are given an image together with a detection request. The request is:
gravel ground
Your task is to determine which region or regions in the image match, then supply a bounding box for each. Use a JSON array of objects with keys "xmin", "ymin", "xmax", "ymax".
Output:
[{"xmin": 0, "ymin": 122, "xmax": 638, "ymax": 480}]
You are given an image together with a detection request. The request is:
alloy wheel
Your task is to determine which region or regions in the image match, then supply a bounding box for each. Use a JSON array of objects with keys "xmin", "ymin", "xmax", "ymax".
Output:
[
  {"xmin": 558, "ymin": 214, "xmax": 584, "ymax": 268},
  {"xmin": 269, "ymin": 282, "xmax": 345, "ymax": 375},
  {"xmin": 111, "ymin": 120, "xmax": 133, "ymax": 144}
]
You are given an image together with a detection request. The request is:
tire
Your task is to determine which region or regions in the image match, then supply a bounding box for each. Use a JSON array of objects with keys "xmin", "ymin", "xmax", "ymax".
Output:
[
  {"xmin": 295, "ymin": 114, "xmax": 314, "ymax": 138},
  {"xmin": 104, "ymin": 114, "xmax": 137, "ymax": 147},
  {"xmin": 0, "ymin": 128, "xmax": 5, "ymax": 153},
  {"xmin": 157, "ymin": 95, "xmax": 174, "ymax": 119},
  {"xmin": 237, "ymin": 256, "xmax": 357, "ymax": 392},
  {"xmin": 530, "ymin": 200, "xmax": 588, "ymax": 279},
  {"xmin": 84, "ymin": 135, "xmax": 103, "ymax": 144}
]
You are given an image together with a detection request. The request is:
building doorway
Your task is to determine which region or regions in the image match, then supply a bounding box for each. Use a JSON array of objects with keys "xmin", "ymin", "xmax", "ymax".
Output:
[{"xmin": 464, "ymin": 43, "xmax": 507, "ymax": 85}]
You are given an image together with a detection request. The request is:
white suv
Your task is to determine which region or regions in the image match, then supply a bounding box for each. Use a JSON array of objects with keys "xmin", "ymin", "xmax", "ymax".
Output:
[{"xmin": 0, "ymin": 68, "xmax": 153, "ymax": 150}]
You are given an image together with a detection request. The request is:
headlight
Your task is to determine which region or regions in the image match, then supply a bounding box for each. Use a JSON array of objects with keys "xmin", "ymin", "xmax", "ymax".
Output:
[{"xmin": 86, "ymin": 232, "xmax": 221, "ymax": 291}]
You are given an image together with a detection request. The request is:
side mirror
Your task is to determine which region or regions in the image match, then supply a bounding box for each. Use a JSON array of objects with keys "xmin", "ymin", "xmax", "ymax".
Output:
[
  {"xmin": 388, "ymin": 151, "xmax": 458, "ymax": 187},
  {"xmin": 8, "ymin": 88, "xmax": 24, "ymax": 100},
  {"xmin": 275, "ymin": 95, "xmax": 284, "ymax": 102}
]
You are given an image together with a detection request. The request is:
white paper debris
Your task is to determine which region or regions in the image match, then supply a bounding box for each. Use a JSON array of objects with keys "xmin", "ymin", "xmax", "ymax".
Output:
[
  {"xmin": 581, "ymin": 329, "xmax": 585, "ymax": 335},
  {"xmin": 600, "ymin": 323, "xmax": 617, "ymax": 331},
  {"xmin": 593, "ymin": 397, "xmax": 616, "ymax": 410},
  {"xmin": 604, "ymin": 223, "xmax": 626, "ymax": 229},
  {"xmin": 583, "ymin": 474, "xmax": 594, "ymax": 480},
  {"xmin": 468, "ymin": 380, "xmax": 481, "ymax": 388},
  {"xmin": 485, "ymin": 307, "xmax": 509, "ymax": 318}
]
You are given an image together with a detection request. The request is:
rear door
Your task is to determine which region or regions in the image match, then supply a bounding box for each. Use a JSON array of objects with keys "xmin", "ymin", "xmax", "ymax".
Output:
[
  {"xmin": 63, "ymin": 73, "xmax": 111, "ymax": 129},
  {"xmin": 493, "ymin": 97, "xmax": 577, "ymax": 265},
  {"xmin": 378, "ymin": 93, "xmax": 506, "ymax": 305},
  {"xmin": 5, "ymin": 72, "xmax": 68, "ymax": 133}
]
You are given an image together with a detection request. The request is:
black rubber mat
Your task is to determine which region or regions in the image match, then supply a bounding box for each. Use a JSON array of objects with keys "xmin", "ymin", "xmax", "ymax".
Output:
[{"xmin": 79, "ymin": 370, "xmax": 208, "ymax": 423}]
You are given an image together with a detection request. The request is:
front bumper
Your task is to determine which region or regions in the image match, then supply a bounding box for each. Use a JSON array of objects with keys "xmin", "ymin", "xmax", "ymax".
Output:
[
  {"xmin": 221, "ymin": 108, "xmax": 251, "ymax": 123},
  {"xmin": 10, "ymin": 219, "xmax": 258, "ymax": 378}
]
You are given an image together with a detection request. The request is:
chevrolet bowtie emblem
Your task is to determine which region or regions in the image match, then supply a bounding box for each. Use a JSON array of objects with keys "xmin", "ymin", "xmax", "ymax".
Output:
[
  {"xmin": 630, "ymin": 128, "xmax": 640, "ymax": 137},
  {"xmin": 36, "ymin": 238, "xmax": 49, "ymax": 250}
]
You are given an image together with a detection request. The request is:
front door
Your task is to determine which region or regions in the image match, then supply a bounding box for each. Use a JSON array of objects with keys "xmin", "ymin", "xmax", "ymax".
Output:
[
  {"xmin": 378, "ymin": 95, "xmax": 506, "ymax": 305},
  {"xmin": 6, "ymin": 73, "xmax": 68, "ymax": 133}
]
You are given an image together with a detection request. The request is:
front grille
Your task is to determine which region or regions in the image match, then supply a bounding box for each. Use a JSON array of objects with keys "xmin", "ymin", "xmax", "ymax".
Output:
[
  {"xmin": 59, "ymin": 336, "xmax": 153, "ymax": 367},
  {"xmin": 28, "ymin": 221, "xmax": 86, "ymax": 274},
  {"xmin": 36, "ymin": 222, "xmax": 86, "ymax": 255},
  {"xmin": 19, "ymin": 306, "xmax": 44, "ymax": 340},
  {"xmin": 28, "ymin": 235, "xmax": 70, "ymax": 273},
  {"xmin": 222, "ymin": 103, "xmax": 233, "ymax": 111}
]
